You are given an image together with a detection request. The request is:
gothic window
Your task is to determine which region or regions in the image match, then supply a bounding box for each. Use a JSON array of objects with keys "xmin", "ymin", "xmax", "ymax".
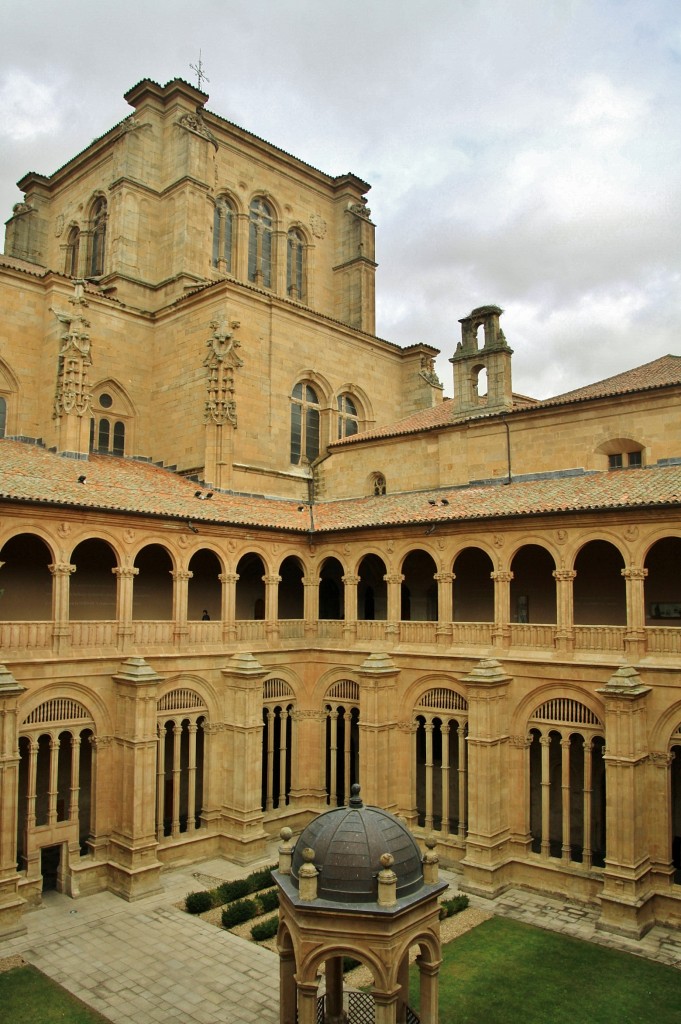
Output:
[
  {"xmin": 325, "ymin": 680, "xmax": 360, "ymax": 807},
  {"xmin": 212, "ymin": 197, "xmax": 235, "ymax": 271},
  {"xmin": 290, "ymin": 381, "xmax": 320, "ymax": 464},
  {"xmin": 337, "ymin": 393, "xmax": 359, "ymax": 439},
  {"xmin": 371, "ymin": 472, "xmax": 386, "ymax": 496},
  {"xmin": 248, "ymin": 197, "xmax": 273, "ymax": 288},
  {"xmin": 0, "ymin": 396, "xmax": 6, "ymax": 439},
  {"xmin": 286, "ymin": 228, "xmax": 305, "ymax": 300},
  {"xmin": 90, "ymin": 390, "xmax": 128, "ymax": 456},
  {"xmin": 262, "ymin": 679, "xmax": 296, "ymax": 813},
  {"xmin": 156, "ymin": 690, "xmax": 207, "ymax": 839},
  {"xmin": 89, "ymin": 197, "xmax": 107, "ymax": 277},
  {"xmin": 65, "ymin": 226, "xmax": 80, "ymax": 277}
]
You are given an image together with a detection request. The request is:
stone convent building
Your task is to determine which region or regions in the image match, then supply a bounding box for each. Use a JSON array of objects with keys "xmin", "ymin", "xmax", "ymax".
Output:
[{"xmin": 1, "ymin": 76, "xmax": 681, "ymax": 943}]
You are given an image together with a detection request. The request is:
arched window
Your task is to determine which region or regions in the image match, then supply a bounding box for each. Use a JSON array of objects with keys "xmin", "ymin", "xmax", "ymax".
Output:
[
  {"xmin": 371, "ymin": 472, "xmax": 386, "ymax": 496},
  {"xmin": 248, "ymin": 197, "xmax": 273, "ymax": 288},
  {"xmin": 65, "ymin": 226, "xmax": 80, "ymax": 277},
  {"xmin": 212, "ymin": 197, "xmax": 235, "ymax": 272},
  {"xmin": 290, "ymin": 382, "xmax": 320, "ymax": 464},
  {"xmin": 90, "ymin": 390, "xmax": 128, "ymax": 456},
  {"xmin": 89, "ymin": 198, "xmax": 107, "ymax": 277},
  {"xmin": 0, "ymin": 396, "xmax": 6, "ymax": 438},
  {"xmin": 286, "ymin": 228, "xmax": 305, "ymax": 300},
  {"xmin": 337, "ymin": 393, "xmax": 359, "ymax": 439}
]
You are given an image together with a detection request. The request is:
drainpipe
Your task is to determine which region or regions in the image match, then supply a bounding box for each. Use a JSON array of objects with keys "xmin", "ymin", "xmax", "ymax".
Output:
[{"xmin": 502, "ymin": 416, "xmax": 512, "ymax": 484}]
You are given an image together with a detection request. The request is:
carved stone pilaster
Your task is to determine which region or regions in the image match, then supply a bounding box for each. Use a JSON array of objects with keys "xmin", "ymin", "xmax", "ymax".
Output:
[{"xmin": 204, "ymin": 316, "xmax": 243, "ymax": 426}]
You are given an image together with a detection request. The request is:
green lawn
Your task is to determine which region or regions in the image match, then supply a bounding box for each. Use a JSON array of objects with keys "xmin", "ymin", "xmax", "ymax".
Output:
[
  {"xmin": 411, "ymin": 917, "xmax": 681, "ymax": 1024},
  {"xmin": 0, "ymin": 964, "xmax": 110, "ymax": 1024}
]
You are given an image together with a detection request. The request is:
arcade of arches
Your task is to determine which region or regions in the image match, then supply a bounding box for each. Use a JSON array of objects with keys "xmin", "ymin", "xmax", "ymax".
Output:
[{"xmin": 1, "ymin": 514, "xmax": 681, "ymax": 941}]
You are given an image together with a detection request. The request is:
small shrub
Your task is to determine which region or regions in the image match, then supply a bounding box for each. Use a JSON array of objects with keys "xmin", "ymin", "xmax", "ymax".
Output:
[
  {"xmin": 247, "ymin": 866, "xmax": 275, "ymax": 893},
  {"xmin": 250, "ymin": 914, "xmax": 279, "ymax": 942},
  {"xmin": 221, "ymin": 898, "xmax": 258, "ymax": 928},
  {"xmin": 216, "ymin": 878, "xmax": 251, "ymax": 904},
  {"xmin": 185, "ymin": 890, "xmax": 213, "ymax": 915},
  {"xmin": 258, "ymin": 888, "xmax": 279, "ymax": 913},
  {"xmin": 440, "ymin": 894, "xmax": 470, "ymax": 919}
]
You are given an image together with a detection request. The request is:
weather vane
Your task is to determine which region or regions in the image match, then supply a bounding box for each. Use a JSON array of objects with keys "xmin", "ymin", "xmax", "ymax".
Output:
[{"xmin": 190, "ymin": 51, "xmax": 209, "ymax": 91}]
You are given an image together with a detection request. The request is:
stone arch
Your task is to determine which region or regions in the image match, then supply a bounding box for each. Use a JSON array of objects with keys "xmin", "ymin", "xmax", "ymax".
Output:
[
  {"xmin": 453, "ymin": 545, "xmax": 494, "ymax": 622},
  {"xmin": 132, "ymin": 543, "xmax": 175, "ymax": 620},
  {"xmin": 187, "ymin": 547, "xmax": 223, "ymax": 621},
  {"xmin": 400, "ymin": 548, "xmax": 438, "ymax": 621},
  {"xmin": 510, "ymin": 543, "xmax": 557, "ymax": 624},
  {"xmin": 69, "ymin": 537, "xmax": 118, "ymax": 620},
  {"xmin": 0, "ymin": 532, "xmax": 55, "ymax": 620},
  {"xmin": 573, "ymin": 538, "xmax": 626, "ymax": 625}
]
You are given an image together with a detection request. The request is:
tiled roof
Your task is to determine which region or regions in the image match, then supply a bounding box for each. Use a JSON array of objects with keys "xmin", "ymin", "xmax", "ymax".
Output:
[
  {"xmin": 331, "ymin": 355, "xmax": 681, "ymax": 448},
  {"xmin": 2, "ymin": 439, "xmax": 681, "ymax": 535},
  {"xmin": 542, "ymin": 354, "xmax": 681, "ymax": 405}
]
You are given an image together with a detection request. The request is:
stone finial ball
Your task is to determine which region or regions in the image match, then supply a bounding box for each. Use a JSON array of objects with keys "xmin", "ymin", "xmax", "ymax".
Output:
[
  {"xmin": 302, "ymin": 846, "xmax": 315, "ymax": 862},
  {"xmin": 380, "ymin": 852, "xmax": 394, "ymax": 869},
  {"xmin": 280, "ymin": 826, "xmax": 293, "ymax": 841},
  {"xmin": 425, "ymin": 834, "xmax": 437, "ymax": 850}
]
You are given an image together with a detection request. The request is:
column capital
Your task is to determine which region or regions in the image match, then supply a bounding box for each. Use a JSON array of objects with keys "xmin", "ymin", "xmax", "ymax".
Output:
[
  {"xmin": 491, "ymin": 571, "xmax": 513, "ymax": 583},
  {"xmin": 262, "ymin": 574, "xmax": 282, "ymax": 585},
  {"xmin": 112, "ymin": 566, "xmax": 139, "ymax": 578},
  {"xmin": 621, "ymin": 567, "xmax": 648, "ymax": 581},
  {"xmin": 434, "ymin": 571, "xmax": 455, "ymax": 583},
  {"xmin": 342, "ymin": 574, "xmax": 360, "ymax": 586},
  {"xmin": 218, "ymin": 572, "xmax": 239, "ymax": 584},
  {"xmin": 171, "ymin": 570, "xmax": 193, "ymax": 581},
  {"xmin": 49, "ymin": 562, "xmax": 76, "ymax": 576},
  {"xmin": 552, "ymin": 569, "xmax": 576, "ymax": 582},
  {"xmin": 383, "ymin": 573, "xmax": 405, "ymax": 585},
  {"xmin": 302, "ymin": 576, "xmax": 321, "ymax": 588}
]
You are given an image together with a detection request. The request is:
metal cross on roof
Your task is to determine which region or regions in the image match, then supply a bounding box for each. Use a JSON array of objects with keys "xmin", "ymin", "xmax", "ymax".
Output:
[{"xmin": 190, "ymin": 51, "xmax": 209, "ymax": 91}]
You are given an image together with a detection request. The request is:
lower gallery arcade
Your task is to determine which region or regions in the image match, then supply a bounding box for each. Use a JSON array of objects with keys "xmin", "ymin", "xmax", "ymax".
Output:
[{"xmin": 1, "ymin": 512, "xmax": 681, "ymax": 941}]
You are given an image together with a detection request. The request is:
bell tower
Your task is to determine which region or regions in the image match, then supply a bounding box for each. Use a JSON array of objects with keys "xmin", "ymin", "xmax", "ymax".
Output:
[{"xmin": 450, "ymin": 304, "xmax": 513, "ymax": 415}]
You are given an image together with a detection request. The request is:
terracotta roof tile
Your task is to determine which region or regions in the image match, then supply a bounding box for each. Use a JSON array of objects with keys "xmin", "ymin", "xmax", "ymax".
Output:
[
  {"xmin": 2, "ymin": 439, "xmax": 680, "ymax": 535},
  {"xmin": 331, "ymin": 355, "xmax": 681, "ymax": 447}
]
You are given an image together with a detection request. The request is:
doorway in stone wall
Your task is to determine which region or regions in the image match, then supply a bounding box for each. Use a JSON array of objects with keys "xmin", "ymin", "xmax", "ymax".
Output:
[{"xmin": 41, "ymin": 844, "xmax": 61, "ymax": 891}]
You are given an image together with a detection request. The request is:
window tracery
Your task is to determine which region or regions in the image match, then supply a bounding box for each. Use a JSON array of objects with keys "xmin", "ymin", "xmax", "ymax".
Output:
[
  {"xmin": 212, "ymin": 197, "xmax": 235, "ymax": 272},
  {"xmin": 290, "ymin": 381, "xmax": 320, "ymax": 464},
  {"xmin": 248, "ymin": 197, "xmax": 273, "ymax": 288},
  {"xmin": 337, "ymin": 392, "xmax": 359, "ymax": 439},
  {"xmin": 89, "ymin": 197, "xmax": 107, "ymax": 277},
  {"xmin": 286, "ymin": 228, "xmax": 306, "ymax": 300}
]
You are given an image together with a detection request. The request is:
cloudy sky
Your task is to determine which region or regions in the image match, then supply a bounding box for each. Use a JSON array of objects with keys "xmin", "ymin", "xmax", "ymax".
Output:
[{"xmin": 2, "ymin": 0, "xmax": 680, "ymax": 399}]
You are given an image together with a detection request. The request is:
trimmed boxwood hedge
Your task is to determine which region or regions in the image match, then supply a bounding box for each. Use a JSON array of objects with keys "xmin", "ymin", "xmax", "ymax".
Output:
[
  {"xmin": 251, "ymin": 914, "xmax": 279, "ymax": 941},
  {"xmin": 258, "ymin": 888, "xmax": 279, "ymax": 913},
  {"xmin": 221, "ymin": 898, "xmax": 258, "ymax": 928},
  {"xmin": 185, "ymin": 890, "xmax": 213, "ymax": 914},
  {"xmin": 185, "ymin": 863, "xmax": 277, "ymax": 915},
  {"xmin": 440, "ymin": 894, "xmax": 470, "ymax": 918}
]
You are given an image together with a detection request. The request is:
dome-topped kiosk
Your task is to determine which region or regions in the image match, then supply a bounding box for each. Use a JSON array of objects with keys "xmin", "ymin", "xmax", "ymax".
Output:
[{"xmin": 274, "ymin": 785, "xmax": 447, "ymax": 1024}]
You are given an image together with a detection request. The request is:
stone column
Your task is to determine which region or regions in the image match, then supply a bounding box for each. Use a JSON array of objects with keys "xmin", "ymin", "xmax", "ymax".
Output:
[
  {"xmin": 508, "ymin": 734, "xmax": 532, "ymax": 857},
  {"xmin": 296, "ymin": 981, "xmax": 319, "ymax": 1024},
  {"xmin": 279, "ymin": 948, "xmax": 297, "ymax": 1024},
  {"xmin": 49, "ymin": 562, "xmax": 75, "ymax": 653},
  {"xmin": 287, "ymin": 709, "xmax": 327, "ymax": 812},
  {"xmin": 374, "ymin": 988, "xmax": 401, "ymax": 1024},
  {"xmin": 435, "ymin": 571, "xmax": 454, "ymax": 645},
  {"xmin": 460, "ymin": 658, "xmax": 512, "ymax": 896},
  {"xmin": 302, "ymin": 575, "xmax": 320, "ymax": 638},
  {"xmin": 342, "ymin": 573, "xmax": 359, "ymax": 640},
  {"xmin": 622, "ymin": 567, "xmax": 648, "ymax": 659},
  {"xmin": 596, "ymin": 664, "xmax": 654, "ymax": 938},
  {"xmin": 171, "ymin": 569, "xmax": 192, "ymax": 645},
  {"xmin": 325, "ymin": 957, "xmax": 344, "ymax": 1024},
  {"xmin": 552, "ymin": 569, "xmax": 576, "ymax": 652},
  {"xmin": 358, "ymin": 652, "xmax": 399, "ymax": 810},
  {"xmin": 110, "ymin": 657, "xmax": 163, "ymax": 901},
  {"xmin": 220, "ymin": 652, "xmax": 269, "ymax": 860},
  {"xmin": 263, "ymin": 574, "xmax": 281, "ymax": 640},
  {"xmin": 417, "ymin": 961, "xmax": 440, "ymax": 1024},
  {"xmin": 113, "ymin": 565, "xmax": 138, "ymax": 652},
  {"xmin": 219, "ymin": 571, "xmax": 239, "ymax": 641},
  {"xmin": 0, "ymin": 665, "xmax": 27, "ymax": 937},
  {"xmin": 491, "ymin": 570, "xmax": 513, "ymax": 648},
  {"xmin": 648, "ymin": 751, "xmax": 676, "ymax": 889},
  {"xmin": 383, "ymin": 572, "xmax": 404, "ymax": 642}
]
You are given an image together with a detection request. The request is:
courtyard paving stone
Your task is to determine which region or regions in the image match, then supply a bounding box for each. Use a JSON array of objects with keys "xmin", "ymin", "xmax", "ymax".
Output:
[{"xmin": 1, "ymin": 855, "xmax": 680, "ymax": 1024}]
